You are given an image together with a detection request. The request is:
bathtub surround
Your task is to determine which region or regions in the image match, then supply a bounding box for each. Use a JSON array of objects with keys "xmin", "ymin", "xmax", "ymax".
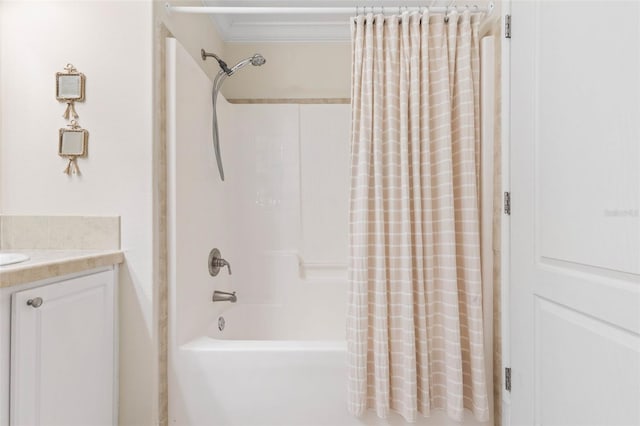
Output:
[
  {"xmin": 348, "ymin": 11, "xmax": 489, "ymax": 422},
  {"xmin": 168, "ymin": 39, "xmax": 350, "ymax": 425}
]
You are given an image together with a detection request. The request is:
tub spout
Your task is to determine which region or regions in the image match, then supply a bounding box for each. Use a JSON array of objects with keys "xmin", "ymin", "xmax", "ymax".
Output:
[{"xmin": 212, "ymin": 290, "xmax": 237, "ymax": 303}]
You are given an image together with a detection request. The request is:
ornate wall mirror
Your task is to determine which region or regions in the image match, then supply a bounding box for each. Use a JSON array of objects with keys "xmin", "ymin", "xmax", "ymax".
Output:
[
  {"xmin": 59, "ymin": 121, "xmax": 88, "ymax": 175},
  {"xmin": 56, "ymin": 64, "xmax": 85, "ymax": 119},
  {"xmin": 56, "ymin": 73, "xmax": 84, "ymax": 100}
]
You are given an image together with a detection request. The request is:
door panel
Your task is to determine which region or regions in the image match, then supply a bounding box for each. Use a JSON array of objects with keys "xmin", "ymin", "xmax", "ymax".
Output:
[
  {"xmin": 510, "ymin": 1, "xmax": 640, "ymax": 425},
  {"xmin": 535, "ymin": 2, "xmax": 640, "ymax": 275},
  {"xmin": 535, "ymin": 298, "xmax": 640, "ymax": 426}
]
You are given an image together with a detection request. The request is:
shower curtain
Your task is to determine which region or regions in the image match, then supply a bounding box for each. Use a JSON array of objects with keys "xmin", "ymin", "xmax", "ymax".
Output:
[{"xmin": 347, "ymin": 10, "xmax": 489, "ymax": 423}]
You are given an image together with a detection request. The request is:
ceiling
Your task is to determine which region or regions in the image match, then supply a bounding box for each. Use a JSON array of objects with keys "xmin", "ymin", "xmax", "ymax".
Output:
[{"xmin": 201, "ymin": 0, "xmax": 494, "ymax": 43}]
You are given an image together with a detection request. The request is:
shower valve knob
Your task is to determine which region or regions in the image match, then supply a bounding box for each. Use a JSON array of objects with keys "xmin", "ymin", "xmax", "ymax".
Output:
[{"xmin": 208, "ymin": 248, "xmax": 232, "ymax": 276}]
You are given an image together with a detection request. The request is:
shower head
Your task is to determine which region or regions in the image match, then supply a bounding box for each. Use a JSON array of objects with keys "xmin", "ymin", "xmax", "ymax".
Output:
[
  {"xmin": 250, "ymin": 54, "xmax": 266, "ymax": 66},
  {"xmin": 228, "ymin": 54, "xmax": 266, "ymax": 76}
]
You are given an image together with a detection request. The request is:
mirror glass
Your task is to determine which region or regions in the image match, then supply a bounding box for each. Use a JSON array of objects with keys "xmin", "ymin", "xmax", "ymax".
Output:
[
  {"xmin": 59, "ymin": 130, "xmax": 86, "ymax": 156},
  {"xmin": 57, "ymin": 74, "xmax": 83, "ymax": 100}
]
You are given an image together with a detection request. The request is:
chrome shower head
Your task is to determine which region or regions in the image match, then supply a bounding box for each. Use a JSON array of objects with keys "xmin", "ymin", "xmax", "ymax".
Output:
[
  {"xmin": 250, "ymin": 54, "xmax": 266, "ymax": 66},
  {"xmin": 228, "ymin": 54, "xmax": 266, "ymax": 76}
]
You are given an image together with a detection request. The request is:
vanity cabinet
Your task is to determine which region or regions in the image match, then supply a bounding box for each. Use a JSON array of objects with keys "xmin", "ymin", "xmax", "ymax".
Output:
[{"xmin": 9, "ymin": 269, "xmax": 116, "ymax": 426}]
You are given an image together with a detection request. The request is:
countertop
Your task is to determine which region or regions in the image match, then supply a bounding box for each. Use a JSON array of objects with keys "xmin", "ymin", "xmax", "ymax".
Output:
[{"xmin": 0, "ymin": 249, "xmax": 124, "ymax": 288}]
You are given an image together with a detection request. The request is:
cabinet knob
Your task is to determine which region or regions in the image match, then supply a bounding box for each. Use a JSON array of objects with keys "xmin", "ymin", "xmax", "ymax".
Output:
[{"xmin": 26, "ymin": 297, "xmax": 43, "ymax": 308}]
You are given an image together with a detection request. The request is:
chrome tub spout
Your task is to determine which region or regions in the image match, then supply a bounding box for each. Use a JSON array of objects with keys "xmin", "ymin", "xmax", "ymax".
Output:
[{"xmin": 212, "ymin": 290, "xmax": 237, "ymax": 303}]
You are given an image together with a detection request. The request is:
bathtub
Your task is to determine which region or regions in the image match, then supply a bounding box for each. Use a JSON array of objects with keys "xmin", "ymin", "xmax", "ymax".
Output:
[{"xmin": 169, "ymin": 303, "xmax": 492, "ymax": 426}]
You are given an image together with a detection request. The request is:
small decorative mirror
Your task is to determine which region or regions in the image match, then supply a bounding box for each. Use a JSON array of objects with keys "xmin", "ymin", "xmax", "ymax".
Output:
[
  {"xmin": 56, "ymin": 64, "xmax": 85, "ymax": 119},
  {"xmin": 59, "ymin": 120, "xmax": 88, "ymax": 175}
]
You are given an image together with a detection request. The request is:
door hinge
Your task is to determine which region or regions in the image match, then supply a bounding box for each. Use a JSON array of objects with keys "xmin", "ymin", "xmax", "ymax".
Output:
[
  {"xmin": 504, "ymin": 14, "xmax": 511, "ymax": 38},
  {"xmin": 505, "ymin": 367, "xmax": 512, "ymax": 392},
  {"xmin": 504, "ymin": 192, "xmax": 511, "ymax": 215}
]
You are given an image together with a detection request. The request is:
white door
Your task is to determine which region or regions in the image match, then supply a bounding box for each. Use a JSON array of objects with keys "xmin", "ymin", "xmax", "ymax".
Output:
[
  {"xmin": 509, "ymin": 1, "xmax": 640, "ymax": 425},
  {"xmin": 10, "ymin": 270, "xmax": 115, "ymax": 426}
]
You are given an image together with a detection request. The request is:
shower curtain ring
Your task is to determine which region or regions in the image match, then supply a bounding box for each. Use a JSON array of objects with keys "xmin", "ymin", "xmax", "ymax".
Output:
[{"xmin": 447, "ymin": 0, "xmax": 455, "ymax": 16}]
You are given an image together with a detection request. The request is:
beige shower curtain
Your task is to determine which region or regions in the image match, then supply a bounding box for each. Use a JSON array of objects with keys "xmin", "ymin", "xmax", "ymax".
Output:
[{"xmin": 347, "ymin": 10, "xmax": 489, "ymax": 423}]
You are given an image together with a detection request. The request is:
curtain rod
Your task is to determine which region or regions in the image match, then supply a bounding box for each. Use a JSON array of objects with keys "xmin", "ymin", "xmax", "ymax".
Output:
[{"xmin": 165, "ymin": 3, "xmax": 494, "ymax": 16}]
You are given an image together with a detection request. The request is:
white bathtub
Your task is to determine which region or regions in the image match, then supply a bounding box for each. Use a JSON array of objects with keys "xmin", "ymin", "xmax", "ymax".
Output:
[
  {"xmin": 174, "ymin": 340, "xmax": 347, "ymax": 424},
  {"xmin": 170, "ymin": 304, "xmax": 491, "ymax": 426}
]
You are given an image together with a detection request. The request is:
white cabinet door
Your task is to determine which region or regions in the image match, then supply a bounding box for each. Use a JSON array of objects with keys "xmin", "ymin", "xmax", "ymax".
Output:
[
  {"xmin": 510, "ymin": 1, "xmax": 640, "ymax": 425},
  {"xmin": 10, "ymin": 270, "xmax": 116, "ymax": 426}
]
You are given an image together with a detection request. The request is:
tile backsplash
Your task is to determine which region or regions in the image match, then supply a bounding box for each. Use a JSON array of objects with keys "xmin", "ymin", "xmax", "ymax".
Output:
[{"xmin": 0, "ymin": 216, "xmax": 120, "ymax": 250}]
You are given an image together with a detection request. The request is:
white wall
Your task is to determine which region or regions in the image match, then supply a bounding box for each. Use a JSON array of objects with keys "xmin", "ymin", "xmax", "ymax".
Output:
[{"xmin": 0, "ymin": 1, "xmax": 155, "ymax": 425}]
